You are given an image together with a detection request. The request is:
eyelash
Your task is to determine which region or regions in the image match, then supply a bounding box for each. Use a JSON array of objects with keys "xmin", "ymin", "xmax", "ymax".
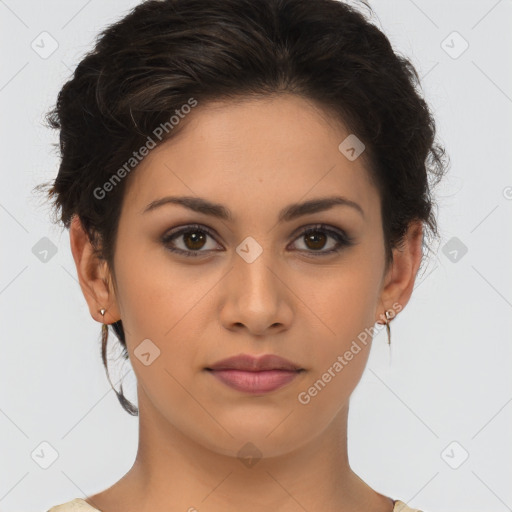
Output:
[{"xmin": 161, "ymin": 223, "xmax": 355, "ymax": 258}]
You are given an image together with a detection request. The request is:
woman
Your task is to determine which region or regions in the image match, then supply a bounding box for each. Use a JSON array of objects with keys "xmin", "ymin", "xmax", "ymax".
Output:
[{"xmin": 41, "ymin": 0, "xmax": 448, "ymax": 510}]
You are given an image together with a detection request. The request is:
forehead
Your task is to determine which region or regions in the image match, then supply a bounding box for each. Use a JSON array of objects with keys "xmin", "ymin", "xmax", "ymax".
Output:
[{"xmin": 123, "ymin": 94, "xmax": 380, "ymax": 223}]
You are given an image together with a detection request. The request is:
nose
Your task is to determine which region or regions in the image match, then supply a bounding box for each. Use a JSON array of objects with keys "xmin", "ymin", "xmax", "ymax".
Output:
[{"xmin": 219, "ymin": 249, "xmax": 293, "ymax": 337}]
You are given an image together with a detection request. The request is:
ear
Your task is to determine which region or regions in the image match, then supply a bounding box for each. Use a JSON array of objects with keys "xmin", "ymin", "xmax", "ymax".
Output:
[
  {"xmin": 69, "ymin": 215, "xmax": 121, "ymax": 325},
  {"xmin": 376, "ymin": 220, "xmax": 424, "ymax": 324}
]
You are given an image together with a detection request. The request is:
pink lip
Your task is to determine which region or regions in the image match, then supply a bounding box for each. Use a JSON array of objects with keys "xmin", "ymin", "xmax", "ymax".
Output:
[
  {"xmin": 205, "ymin": 353, "xmax": 304, "ymax": 394},
  {"xmin": 206, "ymin": 353, "xmax": 302, "ymax": 372},
  {"xmin": 207, "ymin": 369, "xmax": 301, "ymax": 394}
]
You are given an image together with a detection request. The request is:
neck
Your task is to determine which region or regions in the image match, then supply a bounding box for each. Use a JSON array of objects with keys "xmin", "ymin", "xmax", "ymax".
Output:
[{"xmin": 88, "ymin": 389, "xmax": 394, "ymax": 512}]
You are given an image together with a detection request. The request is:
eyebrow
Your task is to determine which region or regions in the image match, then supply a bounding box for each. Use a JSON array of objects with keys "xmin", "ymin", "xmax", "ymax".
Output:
[{"xmin": 142, "ymin": 195, "xmax": 365, "ymax": 221}]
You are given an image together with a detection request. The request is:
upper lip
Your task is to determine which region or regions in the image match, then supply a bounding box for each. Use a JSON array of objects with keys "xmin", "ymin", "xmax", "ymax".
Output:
[{"xmin": 206, "ymin": 354, "xmax": 303, "ymax": 372}]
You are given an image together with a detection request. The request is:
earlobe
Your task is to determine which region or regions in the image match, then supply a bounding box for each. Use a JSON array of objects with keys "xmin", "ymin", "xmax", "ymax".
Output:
[{"xmin": 69, "ymin": 215, "xmax": 120, "ymax": 324}]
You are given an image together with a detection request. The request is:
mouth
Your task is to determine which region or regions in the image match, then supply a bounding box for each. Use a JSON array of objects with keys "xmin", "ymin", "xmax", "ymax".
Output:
[
  {"xmin": 205, "ymin": 368, "xmax": 305, "ymax": 394},
  {"xmin": 205, "ymin": 353, "xmax": 305, "ymax": 394}
]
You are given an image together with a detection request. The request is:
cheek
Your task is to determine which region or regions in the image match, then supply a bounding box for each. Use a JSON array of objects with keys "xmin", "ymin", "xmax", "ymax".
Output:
[
  {"xmin": 295, "ymin": 260, "xmax": 380, "ymax": 338},
  {"xmin": 298, "ymin": 345, "xmax": 371, "ymax": 414},
  {"xmin": 111, "ymin": 251, "xmax": 206, "ymax": 422},
  {"xmin": 294, "ymin": 273, "xmax": 375, "ymax": 416},
  {"xmin": 294, "ymin": 251, "xmax": 382, "ymax": 390},
  {"xmin": 113, "ymin": 239, "xmax": 194, "ymax": 336},
  {"xmin": 112, "ymin": 241, "xmax": 215, "ymax": 378}
]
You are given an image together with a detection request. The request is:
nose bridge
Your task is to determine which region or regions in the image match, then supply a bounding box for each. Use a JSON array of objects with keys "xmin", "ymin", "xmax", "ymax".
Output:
[
  {"xmin": 218, "ymin": 233, "xmax": 292, "ymax": 334},
  {"xmin": 233, "ymin": 235, "xmax": 279, "ymax": 302}
]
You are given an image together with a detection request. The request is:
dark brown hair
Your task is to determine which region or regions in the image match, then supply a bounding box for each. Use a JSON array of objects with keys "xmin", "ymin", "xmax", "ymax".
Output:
[{"xmin": 37, "ymin": 0, "xmax": 449, "ymax": 415}]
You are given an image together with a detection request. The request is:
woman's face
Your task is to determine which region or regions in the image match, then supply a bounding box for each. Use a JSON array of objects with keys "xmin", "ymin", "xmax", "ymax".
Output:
[{"xmin": 93, "ymin": 94, "xmax": 403, "ymax": 456}]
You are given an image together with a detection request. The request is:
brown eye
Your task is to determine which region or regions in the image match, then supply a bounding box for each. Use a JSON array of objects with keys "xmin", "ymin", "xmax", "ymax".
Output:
[
  {"xmin": 182, "ymin": 230, "xmax": 207, "ymax": 250},
  {"xmin": 290, "ymin": 224, "xmax": 354, "ymax": 255},
  {"xmin": 162, "ymin": 224, "xmax": 221, "ymax": 257},
  {"xmin": 303, "ymin": 230, "xmax": 328, "ymax": 250},
  {"xmin": 162, "ymin": 223, "xmax": 354, "ymax": 259}
]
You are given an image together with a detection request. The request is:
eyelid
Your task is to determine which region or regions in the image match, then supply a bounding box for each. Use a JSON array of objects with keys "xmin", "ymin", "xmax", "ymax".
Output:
[
  {"xmin": 288, "ymin": 223, "xmax": 351, "ymax": 242},
  {"xmin": 163, "ymin": 223, "xmax": 218, "ymax": 239}
]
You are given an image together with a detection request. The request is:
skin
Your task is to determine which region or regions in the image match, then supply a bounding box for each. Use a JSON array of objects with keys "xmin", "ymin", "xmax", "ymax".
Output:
[{"xmin": 70, "ymin": 93, "xmax": 423, "ymax": 512}]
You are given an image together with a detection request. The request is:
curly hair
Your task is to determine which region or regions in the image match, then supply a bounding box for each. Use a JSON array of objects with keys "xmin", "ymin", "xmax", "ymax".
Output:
[{"xmin": 36, "ymin": 0, "xmax": 449, "ymax": 415}]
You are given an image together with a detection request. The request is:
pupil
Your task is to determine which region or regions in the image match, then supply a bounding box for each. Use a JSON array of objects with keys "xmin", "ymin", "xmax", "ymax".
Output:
[
  {"xmin": 306, "ymin": 232, "xmax": 326, "ymax": 250},
  {"xmin": 185, "ymin": 231, "xmax": 205, "ymax": 250}
]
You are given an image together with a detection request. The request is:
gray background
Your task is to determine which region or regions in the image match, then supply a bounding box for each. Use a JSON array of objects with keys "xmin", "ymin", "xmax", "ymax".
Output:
[{"xmin": 1, "ymin": 1, "xmax": 511, "ymax": 511}]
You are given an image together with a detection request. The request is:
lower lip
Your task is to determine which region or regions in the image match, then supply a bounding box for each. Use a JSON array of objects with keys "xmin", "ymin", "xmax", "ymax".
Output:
[{"xmin": 207, "ymin": 369, "xmax": 301, "ymax": 394}]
